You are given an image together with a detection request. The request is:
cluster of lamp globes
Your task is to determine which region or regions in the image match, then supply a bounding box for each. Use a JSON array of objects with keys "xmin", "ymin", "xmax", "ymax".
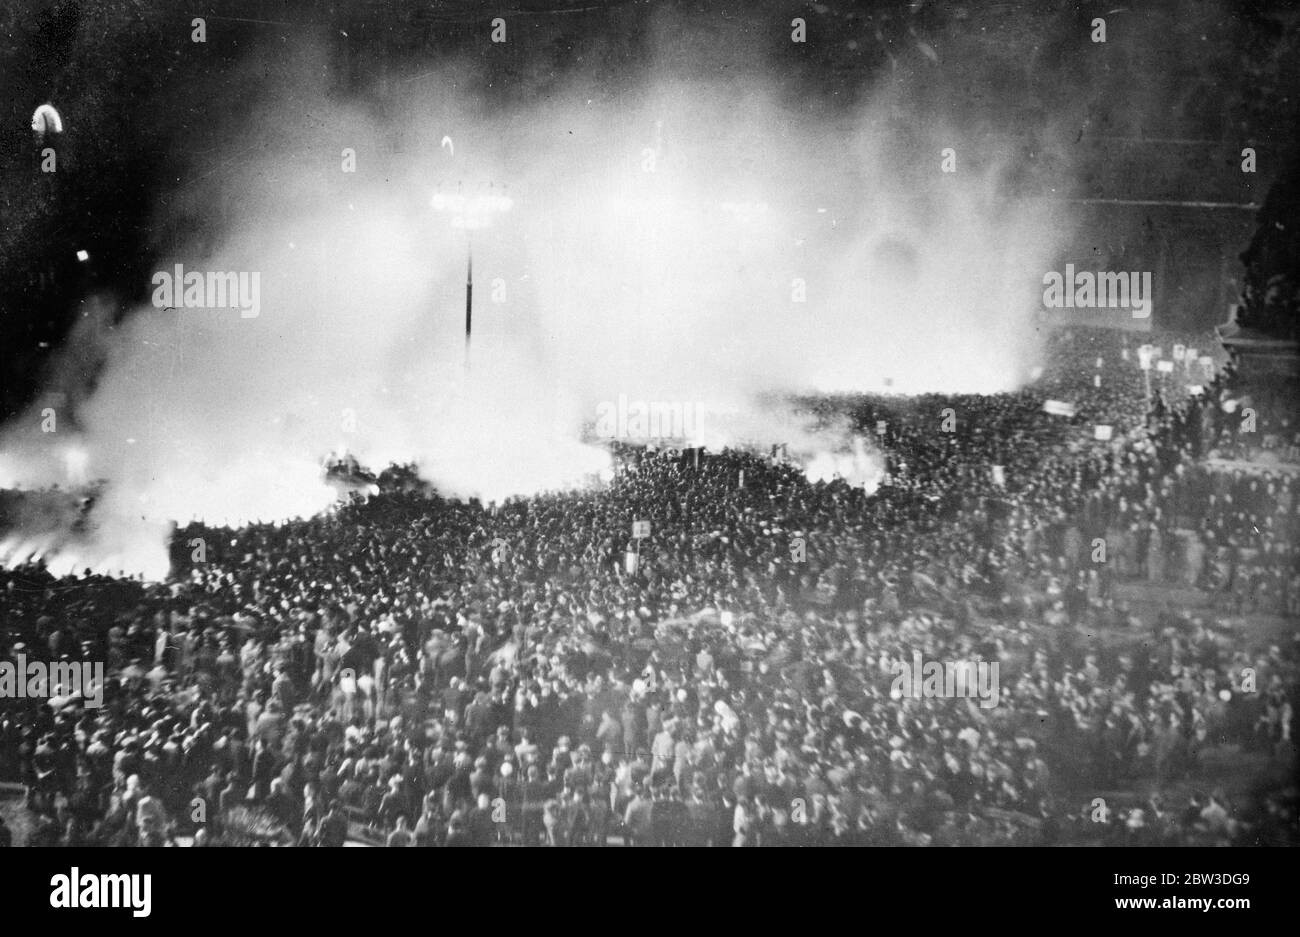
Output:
[{"xmin": 430, "ymin": 190, "xmax": 514, "ymax": 229}]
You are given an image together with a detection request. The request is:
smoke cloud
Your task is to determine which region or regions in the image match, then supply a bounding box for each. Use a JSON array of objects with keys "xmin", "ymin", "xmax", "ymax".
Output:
[{"xmin": 0, "ymin": 31, "xmax": 1069, "ymax": 579}]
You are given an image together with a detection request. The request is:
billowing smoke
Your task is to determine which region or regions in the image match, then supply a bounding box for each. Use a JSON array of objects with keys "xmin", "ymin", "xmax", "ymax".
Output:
[{"xmin": 0, "ymin": 34, "xmax": 1067, "ymax": 579}]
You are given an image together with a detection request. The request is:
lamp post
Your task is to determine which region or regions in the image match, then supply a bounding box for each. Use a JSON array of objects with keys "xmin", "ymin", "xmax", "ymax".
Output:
[{"xmin": 431, "ymin": 184, "xmax": 512, "ymax": 371}]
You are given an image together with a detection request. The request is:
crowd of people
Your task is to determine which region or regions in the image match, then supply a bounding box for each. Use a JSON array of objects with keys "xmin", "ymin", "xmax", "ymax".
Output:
[{"xmin": 0, "ymin": 327, "xmax": 1296, "ymax": 847}]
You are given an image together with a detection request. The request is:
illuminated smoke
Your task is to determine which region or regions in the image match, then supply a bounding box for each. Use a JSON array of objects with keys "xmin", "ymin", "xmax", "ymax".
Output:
[{"xmin": 0, "ymin": 36, "xmax": 1066, "ymax": 579}]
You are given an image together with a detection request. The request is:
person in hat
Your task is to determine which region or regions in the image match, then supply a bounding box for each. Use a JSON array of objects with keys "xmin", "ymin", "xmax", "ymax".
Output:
[
  {"xmin": 622, "ymin": 783, "xmax": 652, "ymax": 846},
  {"xmin": 445, "ymin": 812, "xmax": 471, "ymax": 847},
  {"xmin": 386, "ymin": 815, "xmax": 413, "ymax": 847},
  {"xmin": 315, "ymin": 801, "xmax": 347, "ymax": 847}
]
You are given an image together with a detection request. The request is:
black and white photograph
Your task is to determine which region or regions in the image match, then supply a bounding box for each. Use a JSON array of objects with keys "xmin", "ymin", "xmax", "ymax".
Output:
[{"xmin": 0, "ymin": 0, "xmax": 1296, "ymax": 904}]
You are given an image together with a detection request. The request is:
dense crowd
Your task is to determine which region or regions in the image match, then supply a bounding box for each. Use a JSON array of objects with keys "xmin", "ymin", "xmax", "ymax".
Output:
[{"xmin": 0, "ymin": 328, "xmax": 1296, "ymax": 847}]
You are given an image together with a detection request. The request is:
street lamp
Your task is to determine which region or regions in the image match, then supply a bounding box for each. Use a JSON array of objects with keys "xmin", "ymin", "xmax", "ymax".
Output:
[{"xmin": 431, "ymin": 184, "xmax": 513, "ymax": 368}]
